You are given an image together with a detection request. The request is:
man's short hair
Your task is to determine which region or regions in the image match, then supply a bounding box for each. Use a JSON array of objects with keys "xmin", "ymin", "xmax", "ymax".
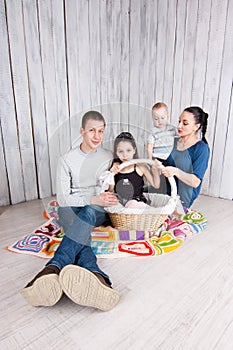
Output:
[{"xmin": 81, "ymin": 111, "xmax": 106, "ymax": 129}]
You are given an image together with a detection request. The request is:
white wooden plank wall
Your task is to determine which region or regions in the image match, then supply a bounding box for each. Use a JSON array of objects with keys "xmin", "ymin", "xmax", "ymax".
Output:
[{"xmin": 0, "ymin": 0, "xmax": 232, "ymax": 206}]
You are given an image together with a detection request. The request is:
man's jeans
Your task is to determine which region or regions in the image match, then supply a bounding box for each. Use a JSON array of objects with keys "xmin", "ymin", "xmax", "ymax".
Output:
[{"xmin": 46, "ymin": 205, "xmax": 111, "ymax": 285}]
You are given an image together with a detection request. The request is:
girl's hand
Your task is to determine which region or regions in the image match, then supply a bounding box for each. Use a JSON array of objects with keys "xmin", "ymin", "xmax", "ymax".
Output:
[
  {"xmin": 110, "ymin": 162, "xmax": 120, "ymax": 175},
  {"xmin": 152, "ymin": 159, "xmax": 163, "ymax": 171}
]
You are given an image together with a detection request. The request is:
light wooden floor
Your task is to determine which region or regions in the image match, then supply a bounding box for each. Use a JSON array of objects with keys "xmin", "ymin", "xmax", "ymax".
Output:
[{"xmin": 1, "ymin": 195, "xmax": 233, "ymax": 350}]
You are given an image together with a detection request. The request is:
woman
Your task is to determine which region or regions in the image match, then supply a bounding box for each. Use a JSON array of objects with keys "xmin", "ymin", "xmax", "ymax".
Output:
[{"xmin": 158, "ymin": 106, "xmax": 210, "ymax": 209}]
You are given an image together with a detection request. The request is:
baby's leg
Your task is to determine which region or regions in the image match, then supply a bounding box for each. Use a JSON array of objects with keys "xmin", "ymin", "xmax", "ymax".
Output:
[{"xmin": 125, "ymin": 200, "xmax": 150, "ymax": 209}]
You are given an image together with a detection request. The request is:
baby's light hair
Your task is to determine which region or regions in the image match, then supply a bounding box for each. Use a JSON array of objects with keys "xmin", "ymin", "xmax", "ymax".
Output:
[{"xmin": 152, "ymin": 102, "xmax": 168, "ymax": 112}]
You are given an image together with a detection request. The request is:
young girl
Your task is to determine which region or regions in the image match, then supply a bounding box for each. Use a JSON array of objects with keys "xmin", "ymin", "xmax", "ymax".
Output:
[{"xmin": 109, "ymin": 132, "xmax": 159, "ymax": 208}]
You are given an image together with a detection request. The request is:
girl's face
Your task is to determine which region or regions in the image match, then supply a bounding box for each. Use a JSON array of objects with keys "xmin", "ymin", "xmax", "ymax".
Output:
[
  {"xmin": 116, "ymin": 141, "xmax": 136, "ymax": 162},
  {"xmin": 178, "ymin": 111, "xmax": 200, "ymax": 137},
  {"xmin": 152, "ymin": 106, "xmax": 169, "ymax": 129}
]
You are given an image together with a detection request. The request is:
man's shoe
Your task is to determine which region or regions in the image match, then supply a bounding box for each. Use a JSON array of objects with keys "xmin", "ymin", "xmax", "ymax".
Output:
[
  {"xmin": 59, "ymin": 265, "xmax": 120, "ymax": 311},
  {"xmin": 21, "ymin": 265, "xmax": 62, "ymax": 307}
]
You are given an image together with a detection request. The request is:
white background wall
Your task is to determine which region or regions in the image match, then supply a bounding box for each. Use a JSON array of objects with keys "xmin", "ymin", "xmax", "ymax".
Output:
[{"xmin": 0, "ymin": 0, "xmax": 232, "ymax": 206}]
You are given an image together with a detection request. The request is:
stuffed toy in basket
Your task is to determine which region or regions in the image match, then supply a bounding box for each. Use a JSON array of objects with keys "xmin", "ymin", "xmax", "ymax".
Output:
[{"xmin": 104, "ymin": 159, "xmax": 178, "ymax": 231}]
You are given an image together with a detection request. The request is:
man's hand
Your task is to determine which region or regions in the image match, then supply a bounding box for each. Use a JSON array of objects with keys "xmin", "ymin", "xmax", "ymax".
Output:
[{"xmin": 90, "ymin": 191, "xmax": 119, "ymax": 207}]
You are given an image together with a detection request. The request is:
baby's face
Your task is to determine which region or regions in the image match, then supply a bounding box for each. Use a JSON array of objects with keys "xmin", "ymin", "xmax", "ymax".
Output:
[{"xmin": 152, "ymin": 107, "xmax": 168, "ymax": 129}]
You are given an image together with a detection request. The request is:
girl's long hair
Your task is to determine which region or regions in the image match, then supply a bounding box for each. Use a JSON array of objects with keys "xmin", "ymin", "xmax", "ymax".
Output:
[{"xmin": 113, "ymin": 132, "xmax": 139, "ymax": 163}]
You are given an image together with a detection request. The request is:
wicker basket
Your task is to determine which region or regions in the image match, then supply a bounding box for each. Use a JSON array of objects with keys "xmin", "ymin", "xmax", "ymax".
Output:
[
  {"xmin": 106, "ymin": 159, "xmax": 177, "ymax": 232},
  {"xmin": 108, "ymin": 212, "xmax": 168, "ymax": 231}
]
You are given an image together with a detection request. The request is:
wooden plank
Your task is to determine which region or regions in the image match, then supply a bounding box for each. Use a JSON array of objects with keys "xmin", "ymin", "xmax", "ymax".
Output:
[
  {"xmin": 0, "ymin": 0, "xmax": 25, "ymax": 204},
  {"xmin": 210, "ymin": 0, "xmax": 233, "ymax": 198},
  {"xmin": 180, "ymin": 0, "xmax": 199, "ymax": 109},
  {"xmin": 66, "ymin": 0, "xmax": 91, "ymax": 147},
  {"xmin": 163, "ymin": 0, "xmax": 177, "ymax": 117},
  {"xmin": 138, "ymin": 0, "xmax": 156, "ymax": 108},
  {"xmin": 99, "ymin": 0, "xmax": 122, "ymax": 112},
  {"xmin": 99, "ymin": 0, "xmax": 108, "ymax": 106},
  {"xmin": 119, "ymin": 0, "xmax": 130, "ymax": 105},
  {"xmin": 135, "ymin": 0, "xmax": 159, "ymax": 157},
  {"xmin": 76, "ymin": 0, "xmax": 91, "ymax": 111},
  {"xmin": 0, "ymin": 127, "xmax": 10, "ymax": 206},
  {"xmin": 132, "ymin": 0, "xmax": 152, "ymax": 156},
  {"xmin": 201, "ymin": 0, "xmax": 228, "ymax": 195},
  {"xmin": 6, "ymin": 0, "xmax": 38, "ymax": 201},
  {"xmin": 99, "ymin": 0, "xmax": 129, "ymax": 149},
  {"xmin": 98, "ymin": 103, "xmax": 121, "ymax": 154},
  {"xmin": 170, "ymin": 0, "xmax": 187, "ymax": 122},
  {"xmin": 0, "ymin": 0, "xmax": 9, "ymax": 205},
  {"xmin": 138, "ymin": 0, "xmax": 148, "ymax": 107},
  {"xmin": 129, "ymin": 104, "xmax": 150, "ymax": 158},
  {"xmin": 22, "ymin": 0, "xmax": 52, "ymax": 199},
  {"xmin": 113, "ymin": 0, "xmax": 126, "ymax": 142},
  {"xmin": 128, "ymin": 0, "xmax": 145, "ymax": 155},
  {"xmin": 106, "ymin": 0, "xmax": 122, "ymax": 142},
  {"xmin": 118, "ymin": 0, "xmax": 130, "ymax": 130},
  {"xmin": 89, "ymin": 0, "xmax": 101, "ymax": 107},
  {"xmin": 128, "ymin": 0, "xmax": 140, "ymax": 108},
  {"xmin": 154, "ymin": 0, "xmax": 168, "ymax": 103},
  {"xmin": 107, "ymin": 0, "xmax": 121, "ymax": 103},
  {"xmin": 38, "ymin": 0, "xmax": 62, "ymax": 194},
  {"xmin": 137, "ymin": 0, "xmax": 157, "ymax": 156},
  {"xmin": 64, "ymin": 0, "xmax": 81, "ymax": 146},
  {"xmin": 51, "ymin": 0, "xmax": 70, "ymax": 155},
  {"xmin": 220, "ymin": 86, "xmax": 233, "ymax": 199},
  {"xmin": 191, "ymin": 0, "xmax": 212, "ymax": 106}
]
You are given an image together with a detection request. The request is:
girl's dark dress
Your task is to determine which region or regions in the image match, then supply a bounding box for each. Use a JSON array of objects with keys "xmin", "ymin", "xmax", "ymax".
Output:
[{"xmin": 114, "ymin": 165, "xmax": 147, "ymax": 205}]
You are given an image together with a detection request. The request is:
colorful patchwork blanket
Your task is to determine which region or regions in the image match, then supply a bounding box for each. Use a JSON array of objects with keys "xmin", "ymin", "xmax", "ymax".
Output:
[{"xmin": 7, "ymin": 200, "xmax": 207, "ymax": 259}]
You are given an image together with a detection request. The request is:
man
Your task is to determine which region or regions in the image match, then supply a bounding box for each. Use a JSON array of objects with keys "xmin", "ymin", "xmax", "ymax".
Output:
[{"xmin": 21, "ymin": 111, "xmax": 120, "ymax": 311}]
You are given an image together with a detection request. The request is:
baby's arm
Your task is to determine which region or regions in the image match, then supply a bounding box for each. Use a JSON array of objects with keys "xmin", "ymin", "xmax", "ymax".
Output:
[
  {"xmin": 147, "ymin": 131, "xmax": 155, "ymax": 159},
  {"xmin": 147, "ymin": 143, "xmax": 154, "ymax": 160}
]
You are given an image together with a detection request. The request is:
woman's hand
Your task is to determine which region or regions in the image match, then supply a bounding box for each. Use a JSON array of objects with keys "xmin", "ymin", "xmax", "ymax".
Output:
[
  {"xmin": 160, "ymin": 166, "xmax": 178, "ymax": 178},
  {"xmin": 110, "ymin": 162, "xmax": 120, "ymax": 175},
  {"xmin": 90, "ymin": 191, "xmax": 119, "ymax": 207},
  {"xmin": 161, "ymin": 166, "xmax": 201, "ymax": 188}
]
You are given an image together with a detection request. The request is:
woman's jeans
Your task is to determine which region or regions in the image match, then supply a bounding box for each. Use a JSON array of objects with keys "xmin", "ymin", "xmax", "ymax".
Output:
[{"xmin": 46, "ymin": 205, "xmax": 111, "ymax": 285}]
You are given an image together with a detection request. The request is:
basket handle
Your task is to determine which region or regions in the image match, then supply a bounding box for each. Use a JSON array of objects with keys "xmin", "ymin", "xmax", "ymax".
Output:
[{"xmin": 118, "ymin": 158, "xmax": 177, "ymax": 199}]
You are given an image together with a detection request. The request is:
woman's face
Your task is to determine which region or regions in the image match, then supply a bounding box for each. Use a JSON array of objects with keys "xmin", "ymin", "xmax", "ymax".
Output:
[
  {"xmin": 177, "ymin": 111, "xmax": 200, "ymax": 137},
  {"xmin": 116, "ymin": 141, "xmax": 136, "ymax": 162}
]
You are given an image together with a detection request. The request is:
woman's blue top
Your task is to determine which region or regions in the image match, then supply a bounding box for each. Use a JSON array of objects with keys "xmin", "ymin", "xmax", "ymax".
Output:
[{"xmin": 164, "ymin": 139, "xmax": 210, "ymax": 208}]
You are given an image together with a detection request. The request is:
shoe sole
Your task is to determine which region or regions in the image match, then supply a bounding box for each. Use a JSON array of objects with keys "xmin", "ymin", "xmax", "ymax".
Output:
[
  {"xmin": 59, "ymin": 265, "xmax": 120, "ymax": 311},
  {"xmin": 21, "ymin": 274, "xmax": 63, "ymax": 307}
]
